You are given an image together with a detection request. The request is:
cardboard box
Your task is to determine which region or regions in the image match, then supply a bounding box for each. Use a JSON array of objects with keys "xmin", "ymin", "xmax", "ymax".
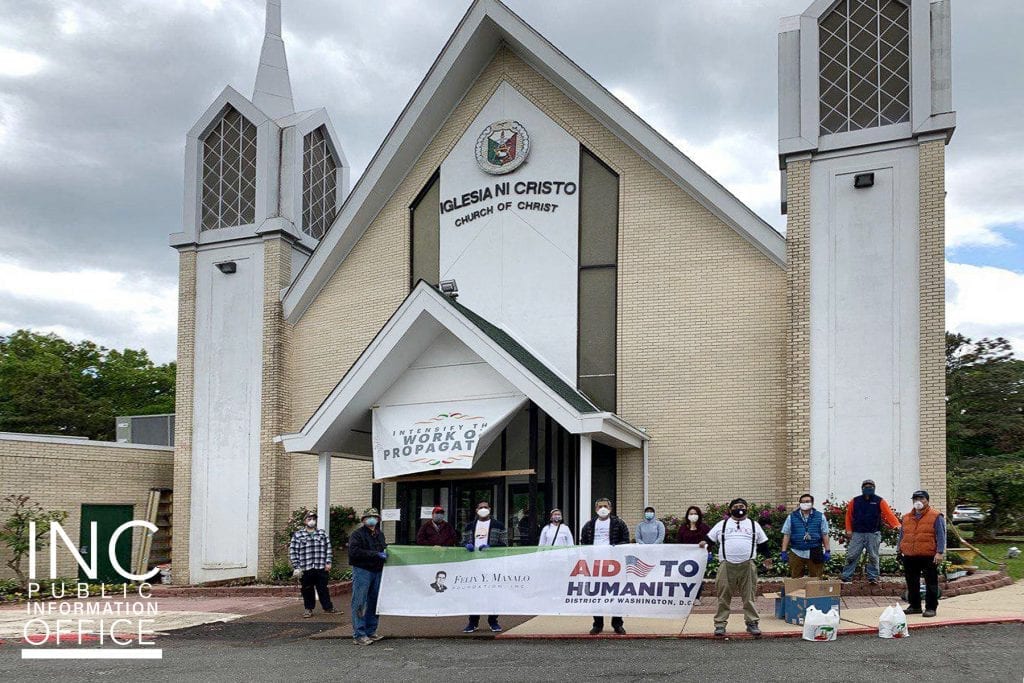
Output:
[{"xmin": 783, "ymin": 580, "xmax": 842, "ymax": 625}]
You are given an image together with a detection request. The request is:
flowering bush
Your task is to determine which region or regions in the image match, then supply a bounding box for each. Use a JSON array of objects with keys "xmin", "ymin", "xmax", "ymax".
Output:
[{"xmin": 821, "ymin": 497, "xmax": 902, "ymax": 547}]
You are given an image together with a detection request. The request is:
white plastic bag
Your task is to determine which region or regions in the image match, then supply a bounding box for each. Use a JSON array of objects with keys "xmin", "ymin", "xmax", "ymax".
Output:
[
  {"xmin": 878, "ymin": 604, "xmax": 910, "ymax": 639},
  {"xmin": 802, "ymin": 605, "xmax": 839, "ymax": 641}
]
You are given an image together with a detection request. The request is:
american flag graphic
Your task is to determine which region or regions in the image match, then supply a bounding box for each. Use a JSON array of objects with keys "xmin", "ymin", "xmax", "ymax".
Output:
[{"xmin": 625, "ymin": 555, "xmax": 655, "ymax": 578}]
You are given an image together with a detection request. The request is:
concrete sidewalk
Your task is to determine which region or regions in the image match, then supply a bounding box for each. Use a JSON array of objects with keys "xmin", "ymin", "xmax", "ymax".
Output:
[{"xmin": 498, "ymin": 580, "xmax": 1024, "ymax": 639}]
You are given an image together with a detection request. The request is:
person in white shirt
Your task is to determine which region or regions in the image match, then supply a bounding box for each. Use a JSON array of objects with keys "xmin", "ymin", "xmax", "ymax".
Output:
[
  {"xmin": 703, "ymin": 498, "xmax": 774, "ymax": 638},
  {"xmin": 460, "ymin": 501, "xmax": 507, "ymax": 634},
  {"xmin": 580, "ymin": 497, "xmax": 630, "ymax": 635},
  {"xmin": 538, "ymin": 508, "xmax": 574, "ymax": 546}
]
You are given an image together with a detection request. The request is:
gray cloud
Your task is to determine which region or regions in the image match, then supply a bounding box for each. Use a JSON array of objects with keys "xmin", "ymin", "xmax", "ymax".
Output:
[{"xmin": 1, "ymin": 0, "xmax": 1022, "ymax": 361}]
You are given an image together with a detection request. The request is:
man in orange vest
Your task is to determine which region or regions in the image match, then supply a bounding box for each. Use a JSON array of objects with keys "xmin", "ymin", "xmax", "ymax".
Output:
[{"xmin": 898, "ymin": 490, "xmax": 946, "ymax": 617}]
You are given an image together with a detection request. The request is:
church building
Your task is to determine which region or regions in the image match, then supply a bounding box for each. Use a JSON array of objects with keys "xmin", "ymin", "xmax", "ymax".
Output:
[{"xmin": 168, "ymin": 0, "xmax": 954, "ymax": 584}]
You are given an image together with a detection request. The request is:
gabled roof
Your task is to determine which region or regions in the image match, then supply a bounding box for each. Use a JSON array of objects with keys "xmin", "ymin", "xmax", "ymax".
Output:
[
  {"xmin": 276, "ymin": 282, "xmax": 645, "ymax": 457},
  {"xmin": 281, "ymin": 0, "xmax": 785, "ymax": 323}
]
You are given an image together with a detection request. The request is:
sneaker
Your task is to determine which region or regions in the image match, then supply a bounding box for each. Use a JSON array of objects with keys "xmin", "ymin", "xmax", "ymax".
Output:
[
  {"xmin": 367, "ymin": 633, "xmax": 384, "ymax": 641},
  {"xmin": 693, "ymin": 598, "xmax": 702, "ymax": 607},
  {"xmin": 713, "ymin": 625, "xmax": 726, "ymax": 638},
  {"xmin": 746, "ymin": 622, "xmax": 762, "ymax": 637},
  {"xmin": 353, "ymin": 636, "xmax": 372, "ymax": 646},
  {"xmin": 302, "ymin": 609, "xmax": 313, "ymax": 618},
  {"xmin": 462, "ymin": 624, "xmax": 478, "ymax": 633},
  {"xmin": 922, "ymin": 609, "xmax": 937, "ymax": 618},
  {"xmin": 904, "ymin": 606, "xmax": 922, "ymax": 615},
  {"xmin": 589, "ymin": 626, "xmax": 603, "ymax": 635},
  {"xmin": 868, "ymin": 578, "xmax": 879, "ymax": 585},
  {"xmin": 840, "ymin": 577, "xmax": 853, "ymax": 584},
  {"xmin": 489, "ymin": 622, "xmax": 503, "ymax": 633},
  {"xmin": 613, "ymin": 625, "xmax": 627, "ymax": 635},
  {"xmin": 323, "ymin": 608, "xmax": 338, "ymax": 614}
]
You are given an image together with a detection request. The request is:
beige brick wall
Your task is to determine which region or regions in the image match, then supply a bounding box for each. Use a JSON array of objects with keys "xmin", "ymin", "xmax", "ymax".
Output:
[
  {"xmin": 257, "ymin": 238, "xmax": 293, "ymax": 576},
  {"xmin": 171, "ymin": 249, "xmax": 196, "ymax": 583},
  {"xmin": 785, "ymin": 159, "xmax": 812, "ymax": 506},
  {"xmin": 0, "ymin": 436, "xmax": 172, "ymax": 580},
  {"xmin": 285, "ymin": 47, "xmax": 788, "ymax": 523},
  {"xmin": 918, "ymin": 139, "xmax": 947, "ymax": 512}
]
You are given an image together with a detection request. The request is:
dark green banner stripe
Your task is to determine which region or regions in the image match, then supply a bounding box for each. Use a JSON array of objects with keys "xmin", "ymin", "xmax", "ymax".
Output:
[{"xmin": 385, "ymin": 545, "xmax": 561, "ymax": 566}]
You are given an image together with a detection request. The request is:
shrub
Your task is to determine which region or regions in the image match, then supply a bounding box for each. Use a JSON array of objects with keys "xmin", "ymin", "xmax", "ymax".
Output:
[{"xmin": 275, "ymin": 505, "xmax": 359, "ymax": 567}]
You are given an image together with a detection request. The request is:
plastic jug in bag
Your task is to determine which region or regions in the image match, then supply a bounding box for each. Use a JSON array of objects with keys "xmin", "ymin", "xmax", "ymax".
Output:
[
  {"xmin": 878, "ymin": 604, "xmax": 909, "ymax": 639},
  {"xmin": 802, "ymin": 605, "xmax": 840, "ymax": 641}
]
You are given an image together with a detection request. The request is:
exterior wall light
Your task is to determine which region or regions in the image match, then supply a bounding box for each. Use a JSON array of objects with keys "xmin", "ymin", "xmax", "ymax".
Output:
[
  {"xmin": 216, "ymin": 261, "xmax": 237, "ymax": 274},
  {"xmin": 854, "ymin": 172, "xmax": 875, "ymax": 188},
  {"xmin": 439, "ymin": 279, "xmax": 459, "ymax": 299}
]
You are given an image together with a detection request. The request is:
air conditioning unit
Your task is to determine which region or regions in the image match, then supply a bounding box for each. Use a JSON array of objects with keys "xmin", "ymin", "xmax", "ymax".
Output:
[{"xmin": 116, "ymin": 414, "xmax": 175, "ymax": 446}]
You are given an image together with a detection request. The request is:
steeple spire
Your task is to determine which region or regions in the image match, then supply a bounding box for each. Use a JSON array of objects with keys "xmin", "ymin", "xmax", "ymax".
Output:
[{"xmin": 253, "ymin": 0, "xmax": 294, "ymax": 118}]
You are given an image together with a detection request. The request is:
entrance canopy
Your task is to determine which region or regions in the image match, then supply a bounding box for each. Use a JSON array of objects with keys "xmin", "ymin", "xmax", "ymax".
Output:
[{"xmin": 276, "ymin": 282, "xmax": 646, "ymax": 479}]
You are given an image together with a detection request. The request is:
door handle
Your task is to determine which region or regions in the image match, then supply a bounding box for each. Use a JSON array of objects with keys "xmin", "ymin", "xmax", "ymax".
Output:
[{"xmin": 79, "ymin": 546, "xmax": 89, "ymax": 555}]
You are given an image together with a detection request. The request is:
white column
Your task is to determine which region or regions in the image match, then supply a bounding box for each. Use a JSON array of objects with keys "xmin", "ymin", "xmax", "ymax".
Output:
[
  {"xmin": 642, "ymin": 439, "xmax": 649, "ymax": 508},
  {"xmin": 578, "ymin": 435, "xmax": 592, "ymax": 536},
  {"xmin": 317, "ymin": 452, "xmax": 331, "ymax": 531}
]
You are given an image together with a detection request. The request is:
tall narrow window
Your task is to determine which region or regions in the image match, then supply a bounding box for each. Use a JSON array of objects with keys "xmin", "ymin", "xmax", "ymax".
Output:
[
  {"xmin": 819, "ymin": 0, "xmax": 910, "ymax": 135},
  {"xmin": 578, "ymin": 148, "xmax": 618, "ymax": 412},
  {"xmin": 410, "ymin": 172, "xmax": 440, "ymax": 288},
  {"xmin": 302, "ymin": 126, "xmax": 338, "ymax": 240},
  {"xmin": 201, "ymin": 106, "xmax": 257, "ymax": 230}
]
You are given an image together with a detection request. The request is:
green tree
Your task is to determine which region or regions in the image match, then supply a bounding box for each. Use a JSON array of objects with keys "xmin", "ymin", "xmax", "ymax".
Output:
[
  {"xmin": 946, "ymin": 333, "xmax": 1024, "ymax": 466},
  {"xmin": 0, "ymin": 495, "xmax": 68, "ymax": 583},
  {"xmin": 951, "ymin": 458, "xmax": 1024, "ymax": 540},
  {"xmin": 0, "ymin": 330, "xmax": 175, "ymax": 440}
]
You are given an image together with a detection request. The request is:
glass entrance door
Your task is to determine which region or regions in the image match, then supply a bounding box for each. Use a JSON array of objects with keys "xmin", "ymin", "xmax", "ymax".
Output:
[{"xmin": 396, "ymin": 484, "xmax": 449, "ymax": 544}]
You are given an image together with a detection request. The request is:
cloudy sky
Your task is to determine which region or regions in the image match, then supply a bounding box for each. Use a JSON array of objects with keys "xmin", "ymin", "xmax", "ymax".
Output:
[{"xmin": 1, "ymin": 0, "xmax": 1022, "ymax": 363}]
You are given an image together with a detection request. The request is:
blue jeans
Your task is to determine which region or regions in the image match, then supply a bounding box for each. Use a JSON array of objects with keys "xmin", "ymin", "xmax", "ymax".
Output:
[
  {"xmin": 842, "ymin": 531, "xmax": 881, "ymax": 580},
  {"xmin": 351, "ymin": 567, "xmax": 382, "ymax": 638}
]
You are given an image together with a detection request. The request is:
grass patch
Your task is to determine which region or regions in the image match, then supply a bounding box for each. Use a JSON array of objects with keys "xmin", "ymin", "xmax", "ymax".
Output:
[{"xmin": 972, "ymin": 542, "xmax": 1024, "ymax": 580}]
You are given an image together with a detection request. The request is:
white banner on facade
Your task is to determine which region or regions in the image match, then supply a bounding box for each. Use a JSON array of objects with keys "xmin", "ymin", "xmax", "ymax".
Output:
[
  {"xmin": 371, "ymin": 396, "xmax": 526, "ymax": 478},
  {"xmin": 378, "ymin": 544, "xmax": 708, "ymax": 618}
]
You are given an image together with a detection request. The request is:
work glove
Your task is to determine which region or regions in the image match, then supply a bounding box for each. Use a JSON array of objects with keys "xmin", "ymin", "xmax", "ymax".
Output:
[
  {"xmin": 292, "ymin": 569, "xmax": 302, "ymax": 578},
  {"xmin": 478, "ymin": 544, "xmax": 489, "ymax": 551},
  {"xmin": 823, "ymin": 550, "xmax": 831, "ymax": 562},
  {"xmin": 707, "ymin": 552, "xmax": 714, "ymax": 562},
  {"xmin": 779, "ymin": 550, "xmax": 789, "ymax": 563},
  {"xmin": 465, "ymin": 543, "xmax": 475, "ymax": 552},
  {"xmin": 378, "ymin": 551, "xmax": 388, "ymax": 561}
]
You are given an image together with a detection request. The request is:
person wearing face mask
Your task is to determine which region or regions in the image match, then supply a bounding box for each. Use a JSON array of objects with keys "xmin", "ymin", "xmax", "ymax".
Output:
[
  {"xmin": 635, "ymin": 506, "xmax": 665, "ymax": 544},
  {"xmin": 416, "ymin": 505, "xmax": 458, "ymax": 547},
  {"xmin": 676, "ymin": 506, "xmax": 712, "ymax": 606},
  {"xmin": 842, "ymin": 479, "xmax": 902, "ymax": 584},
  {"xmin": 704, "ymin": 498, "xmax": 773, "ymax": 637},
  {"xmin": 780, "ymin": 494, "xmax": 831, "ymax": 578},
  {"xmin": 580, "ymin": 497, "xmax": 631, "ymax": 634},
  {"xmin": 538, "ymin": 508, "xmax": 574, "ymax": 546},
  {"xmin": 347, "ymin": 507, "xmax": 388, "ymax": 645},
  {"xmin": 288, "ymin": 510, "xmax": 336, "ymax": 618},
  {"xmin": 461, "ymin": 501, "xmax": 507, "ymax": 633},
  {"xmin": 897, "ymin": 490, "xmax": 946, "ymax": 617}
]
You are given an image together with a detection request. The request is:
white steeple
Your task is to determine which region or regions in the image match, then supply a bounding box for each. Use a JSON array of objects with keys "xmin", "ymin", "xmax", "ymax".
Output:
[{"xmin": 252, "ymin": 0, "xmax": 295, "ymax": 119}]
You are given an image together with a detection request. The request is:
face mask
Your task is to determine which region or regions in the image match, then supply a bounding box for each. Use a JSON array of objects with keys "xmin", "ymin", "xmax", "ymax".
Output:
[
  {"xmin": 862, "ymin": 487, "xmax": 875, "ymax": 497},
  {"xmin": 432, "ymin": 514, "xmax": 444, "ymax": 523},
  {"xmin": 365, "ymin": 517, "xmax": 378, "ymax": 527},
  {"xmin": 731, "ymin": 508, "xmax": 747, "ymax": 518},
  {"xmin": 644, "ymin": 512, "xmax": 655, "ymax": 521},
  {"xmin": 597, "ymin": 507, "xmax": 610, "ymax": 518},
  {"xmin": 551, "ymin": 516, "xmax": 562, "ymax": 524},
  {"xmin": 799, "ymin": 502, "xmax": 812, "ymax": 511},
  {"xmin": 913, "ymin": 500, "xmax": 925, "ymax": 511},
  {"xmin": 688, "ymin": 514, "xmax": 699, "ymax": 523},
  {"xmin": 305, "ymin": 519, "xmax": 317, "ymax": 528},
  {"xmin": 477, "ymin": 508, "xmax": 490, "ymax": 519}
]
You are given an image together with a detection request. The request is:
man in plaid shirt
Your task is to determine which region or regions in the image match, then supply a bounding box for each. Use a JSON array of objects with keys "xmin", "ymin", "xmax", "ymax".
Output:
[{"xmin": 289, "ymin": 510, "xmax": 336, "ymax": 617}]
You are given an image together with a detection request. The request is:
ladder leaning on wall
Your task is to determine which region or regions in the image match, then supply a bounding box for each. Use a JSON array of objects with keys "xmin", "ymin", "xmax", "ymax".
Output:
[{"xmin": 134, "ymin": 488, "xmax": 173, "ymax": 578}]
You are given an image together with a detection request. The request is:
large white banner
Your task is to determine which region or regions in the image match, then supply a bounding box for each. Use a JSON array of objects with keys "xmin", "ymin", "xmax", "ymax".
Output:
[
  {"xmin": 371, "ymin": 396, "xmax": 525, "ymax": 478},
  {"xmin": 378, "ymin": 544, "xmax": 707, "ymax": 618}
]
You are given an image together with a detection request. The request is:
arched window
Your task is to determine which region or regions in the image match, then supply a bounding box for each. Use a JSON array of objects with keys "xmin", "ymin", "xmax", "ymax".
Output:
[
  {"xmin": 819, "ymin": 0, "xmax": 910, "ymax": 135},
  {"xmin": 302, "ymin": 126, "xmax": 338, "ymax": 239},
  {"xmin": 201, "ymin": 106, "xmax": 257, "ymax": 230}
]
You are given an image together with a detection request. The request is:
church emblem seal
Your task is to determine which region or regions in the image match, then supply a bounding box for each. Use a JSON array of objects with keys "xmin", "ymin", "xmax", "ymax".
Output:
[{"xmin": 474, "ymin": 120, "xmax": 530, "ymax": 174}]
